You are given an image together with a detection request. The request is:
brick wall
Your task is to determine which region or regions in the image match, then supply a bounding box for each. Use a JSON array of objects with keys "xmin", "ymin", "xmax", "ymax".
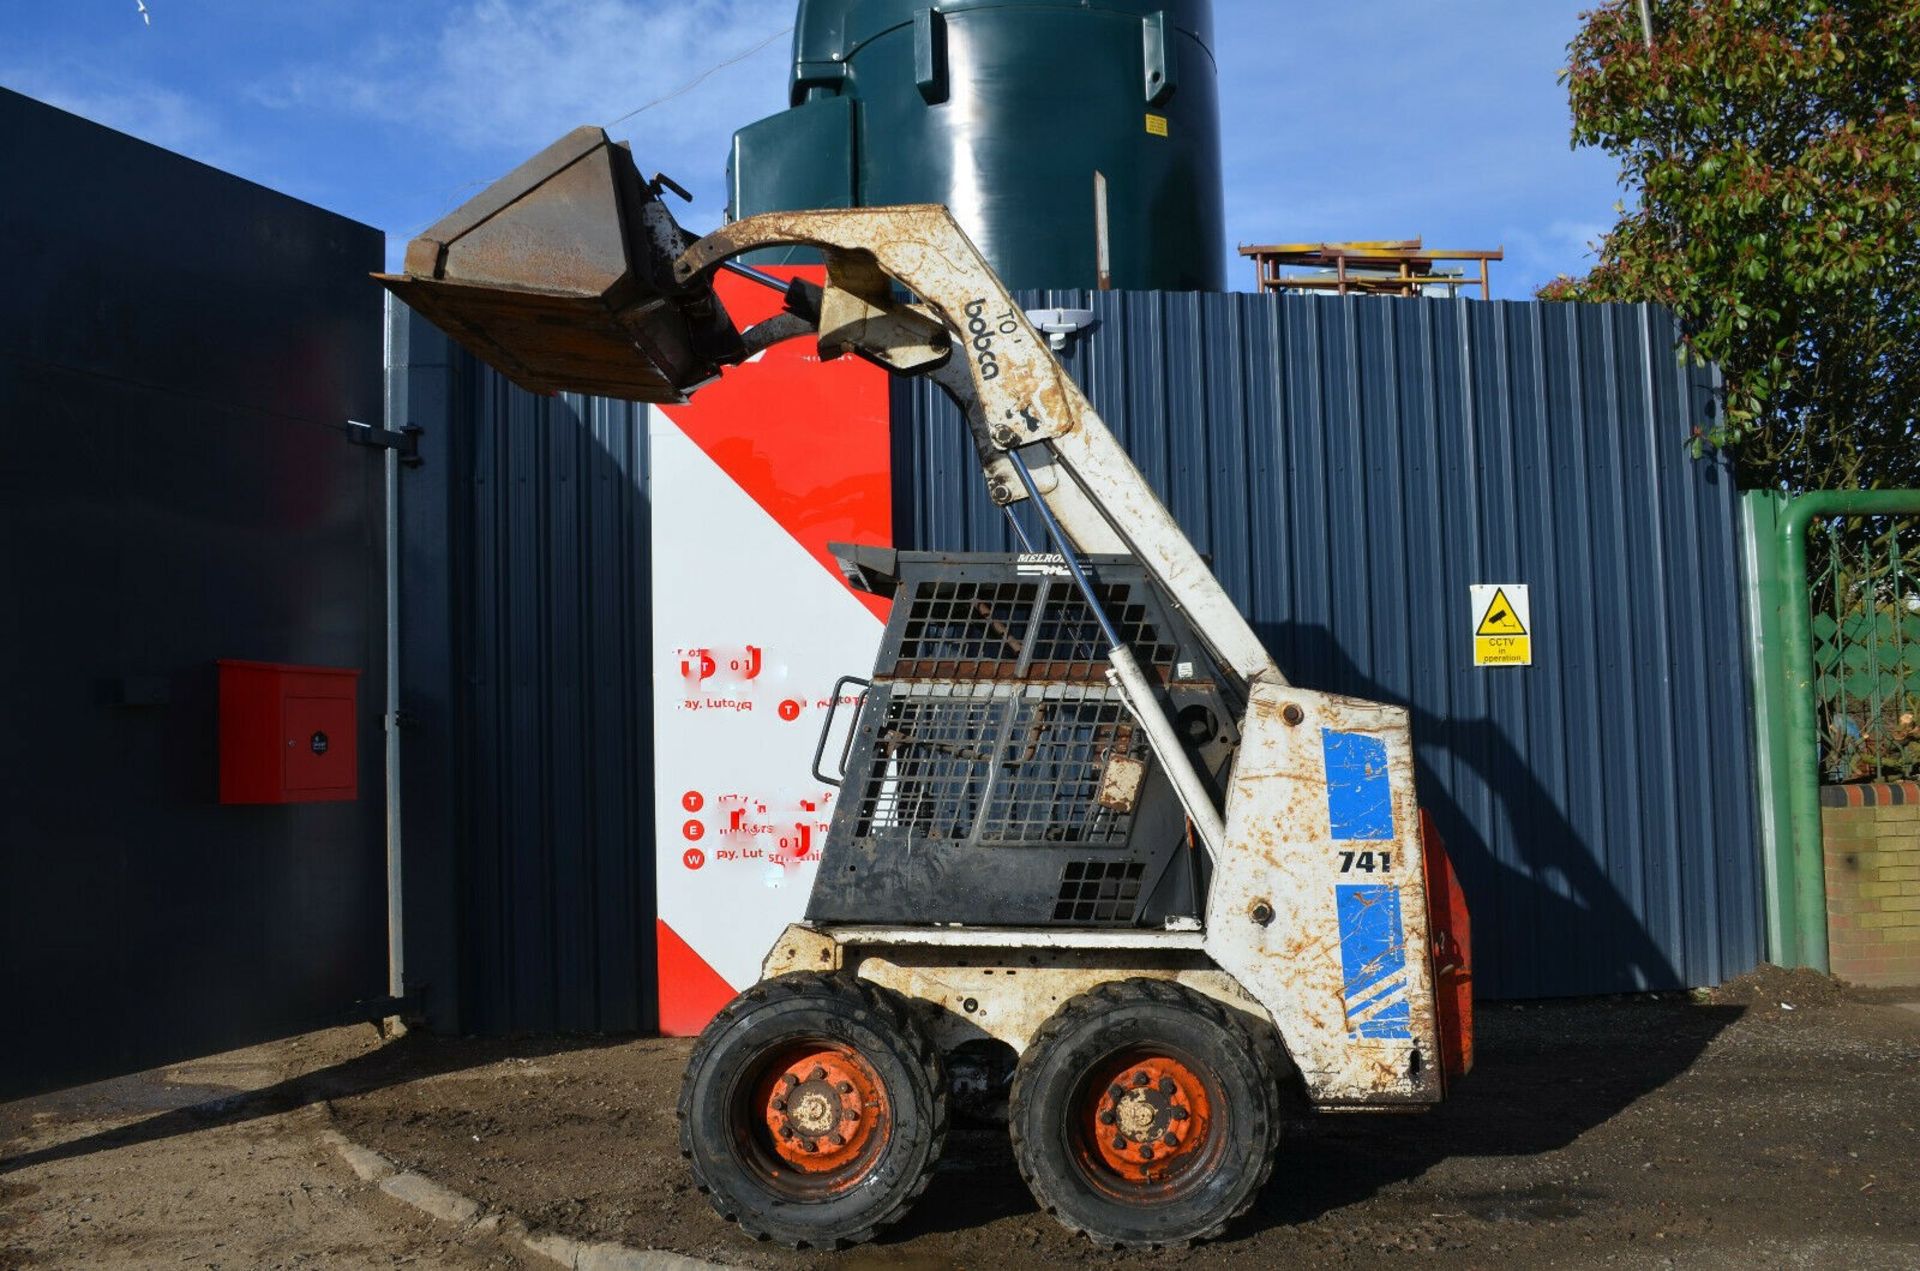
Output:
[{"xmin": 1823, "ymin": 781, "xmax": 1920, "ymax": 987}]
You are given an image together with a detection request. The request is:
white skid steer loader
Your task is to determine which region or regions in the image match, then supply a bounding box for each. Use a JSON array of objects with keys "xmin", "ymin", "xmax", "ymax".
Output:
[{"xmin": 382, "ymin": 126, "xmax": 1473, "ymax": 1251}]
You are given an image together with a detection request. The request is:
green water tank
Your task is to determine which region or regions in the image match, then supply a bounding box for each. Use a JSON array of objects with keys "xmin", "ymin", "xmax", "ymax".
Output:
[{"xmin": 729, "ymin": 0, "xmax": 1224, "ymax": 291}]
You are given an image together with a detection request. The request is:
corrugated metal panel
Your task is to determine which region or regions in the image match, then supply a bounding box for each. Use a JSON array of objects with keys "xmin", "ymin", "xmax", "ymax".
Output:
[
  {"xmin": 897, "ymin": 291, "xmax": 1762, "ymax": 998},
  {"xmin": 393, "ymin": 309, "xmax": 654, "ymax": 1035}
]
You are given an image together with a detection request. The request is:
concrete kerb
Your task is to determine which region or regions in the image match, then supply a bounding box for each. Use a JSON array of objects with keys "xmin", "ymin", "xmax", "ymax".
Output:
[
  {"xmin": 319, "ymin": 1129, "xmax": 731, "ymax": 1271},
  {"xmin": 322, "ymin": 1129, "xmax": 397, "ymax": 1184}
]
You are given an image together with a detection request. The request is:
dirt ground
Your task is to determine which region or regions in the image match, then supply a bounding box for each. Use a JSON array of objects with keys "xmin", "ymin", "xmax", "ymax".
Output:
[
  {"xmin": 6, "ymin": 969, "xmax": 1918, "ymax": 1269},
  {"xmin": 0, "ymin": 1031, "xmax": 532, "ymax": 1270},
  {"xmin": 314, "ymin": 967, "xmax": 1919, "ymax": 1270}
]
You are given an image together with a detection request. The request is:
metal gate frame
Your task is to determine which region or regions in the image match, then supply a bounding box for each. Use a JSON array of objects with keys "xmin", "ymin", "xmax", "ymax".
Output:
[{"xmin": 1745, "ymin": 489, "xmax": 1920, "ymax": 972}]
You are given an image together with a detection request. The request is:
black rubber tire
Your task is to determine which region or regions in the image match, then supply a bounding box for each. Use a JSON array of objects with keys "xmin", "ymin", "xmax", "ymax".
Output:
[
  {"xmin": 1009, "ymin": 979, "xmax": 1282, "ymax": 1249},
  {"xmin": 677, "ymin": 973, "xmax": 947, "ymax": 1250}
]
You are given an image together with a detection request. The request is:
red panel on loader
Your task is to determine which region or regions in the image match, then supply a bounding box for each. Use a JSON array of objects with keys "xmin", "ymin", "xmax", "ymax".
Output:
[{"xmin": 1420, "ymin": 809, "xmax": 1474, "ymax": 1081}]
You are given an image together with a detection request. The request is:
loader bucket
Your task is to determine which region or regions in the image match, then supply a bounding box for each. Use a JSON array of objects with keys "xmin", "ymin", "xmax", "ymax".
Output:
[{"xmin": 377, "ymin": 126, "xmax": 743, "ymax": 402}]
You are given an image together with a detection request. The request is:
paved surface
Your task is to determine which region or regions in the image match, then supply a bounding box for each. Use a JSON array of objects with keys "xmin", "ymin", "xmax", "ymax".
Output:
[{"xmin": 5, "ymin": 967, "xmax": 1919, "ymax": 1269}]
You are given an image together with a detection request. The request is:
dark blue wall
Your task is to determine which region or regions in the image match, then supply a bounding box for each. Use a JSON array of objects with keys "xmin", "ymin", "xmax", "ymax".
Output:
[
  {"xmin": 897, "ymin": 290, "xmax": 1763, "ymax": 999},
  {"xmin": 0, "ymin": 89, "xmax": 388, "ymax": 1097}
]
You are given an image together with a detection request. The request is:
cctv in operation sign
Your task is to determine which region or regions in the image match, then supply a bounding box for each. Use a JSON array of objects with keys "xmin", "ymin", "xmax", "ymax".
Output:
[{"xmin": 1471, "ymin": 584, "xmax": 1531, "ymax": 667}]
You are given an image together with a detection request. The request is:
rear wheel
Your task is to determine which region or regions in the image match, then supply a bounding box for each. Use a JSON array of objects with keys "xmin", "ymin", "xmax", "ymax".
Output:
[
  {"xmin": 1010, "ymin": 979, "xmax": 1282, "ymax": 1248},
  {"xmin": 677, "ymin": 973, "xmax": 947, "ymax": 1249}
]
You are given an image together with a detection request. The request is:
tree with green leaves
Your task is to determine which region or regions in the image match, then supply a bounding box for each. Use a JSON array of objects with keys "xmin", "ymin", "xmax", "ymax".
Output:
[{"xmin": 1541, "ymin": 1, "xmax": 1920, "ymax": 492}]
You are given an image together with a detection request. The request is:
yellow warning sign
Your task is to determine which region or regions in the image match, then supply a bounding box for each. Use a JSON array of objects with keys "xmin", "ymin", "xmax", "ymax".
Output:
[
  {"xmin": 1476, "ymin": 588, "xmax": 1526, "ymax": 636},
  {"xmin": 1471, "ymin": 584, "xmax": 1531, "ymax": 667},
  {"xmin": 1145, "ymin": 113, "xmax": 1170, "ymax": 137}
]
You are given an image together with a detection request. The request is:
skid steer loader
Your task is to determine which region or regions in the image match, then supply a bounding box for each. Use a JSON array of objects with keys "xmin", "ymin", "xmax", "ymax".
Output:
[{"xmin": 382, "ymin": 126, "xmax": 1473, "ymax": 1251}]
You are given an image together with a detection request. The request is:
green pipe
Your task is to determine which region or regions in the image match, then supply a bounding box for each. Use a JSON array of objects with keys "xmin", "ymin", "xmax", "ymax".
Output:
[
  {"xmin": 1779, "ymin": 490, "xmax": 1920, "ymax": 973},
  {"xmin": 1740, "ymin": 492, "xmax": 1795, "ymax": 963}
]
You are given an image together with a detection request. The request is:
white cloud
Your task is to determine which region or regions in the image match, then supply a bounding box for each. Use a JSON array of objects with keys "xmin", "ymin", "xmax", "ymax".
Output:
[
  {"xmin": 255, "ymin": 0, "xmax": 794, "ymax": 257},
  {"xmin": 263, "ymin": 1, "xmax": 788, "ymax": 164}
]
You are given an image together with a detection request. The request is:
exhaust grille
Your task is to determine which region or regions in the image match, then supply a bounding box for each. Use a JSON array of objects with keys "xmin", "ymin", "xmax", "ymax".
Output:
[{"xmin": 1053, "ymin": 860, "xmax": 1147, "ymax": 925}]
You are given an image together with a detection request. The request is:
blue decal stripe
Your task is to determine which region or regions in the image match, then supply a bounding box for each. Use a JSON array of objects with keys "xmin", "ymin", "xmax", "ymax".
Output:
[
  {"xmin": 1322, "ymin": 729, "xmax": 1396, "ymax": 841},
  {"xmin": 1336, "ymin": 884, "xmax": 1413, "ymax": 1041},
  {"xmin": 1352, "ymin": 1000, "xmax": 1413, "ymax": 1040},
  {"xmin": 1349, "ymin": 985, "xmax": 1407, "ymax": 1022},
  {"xmin": 1337, "ymin": 886, "xmax": 1405, "ymax": 999},
  {"xmin": 1344, "ymin": 972, "xmax": 1407, "ymax": 1019},
  {"xmin": 1346, "ymin": 962, "xmax": 1398, "ymax": 1004}
]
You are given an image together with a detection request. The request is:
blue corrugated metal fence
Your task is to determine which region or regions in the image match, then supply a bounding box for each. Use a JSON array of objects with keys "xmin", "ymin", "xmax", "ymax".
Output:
[{"xmin": 393, "ymin": 309, "xmax": 655, "ymax": 1035}]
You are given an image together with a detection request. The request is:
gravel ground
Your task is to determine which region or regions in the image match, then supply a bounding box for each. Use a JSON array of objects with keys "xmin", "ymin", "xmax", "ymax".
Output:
[
  {"xmin": 5, "ymin": 968, "xmax": 1916, "ymax": 1269},
  {"xmin": 317, "ymin": 967, "xmax": 1920, "ymax": 1269}
]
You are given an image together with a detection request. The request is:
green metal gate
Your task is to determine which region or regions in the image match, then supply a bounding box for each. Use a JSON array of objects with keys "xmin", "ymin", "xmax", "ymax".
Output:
[{"xmin": 1746, "ymin": 491, "xmax": 1920, "ymax": 972}]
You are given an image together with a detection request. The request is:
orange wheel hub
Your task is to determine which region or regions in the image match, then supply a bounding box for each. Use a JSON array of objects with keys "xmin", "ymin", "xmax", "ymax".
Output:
[
  {"xmin": 750, "ymin": 1043, "xmax": 889, "ymax": 1184},
  {"xmin": 1078, "ymin": 1052, "xmax": 1214, "ymax": 1186}
]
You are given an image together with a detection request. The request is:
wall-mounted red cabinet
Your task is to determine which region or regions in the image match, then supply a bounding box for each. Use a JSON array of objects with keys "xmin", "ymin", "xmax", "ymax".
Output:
[{"xmin": 217, "ymin": 660, "xmax": 362, "ymax": 804}]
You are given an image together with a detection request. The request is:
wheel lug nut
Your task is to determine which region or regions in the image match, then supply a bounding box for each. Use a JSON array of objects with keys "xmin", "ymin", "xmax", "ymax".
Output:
[
  {"xmin": 781, "ymin": 1073, "xmax": 799, "ymax": 1087},
  {"xmin": 1170, "ymin": 1107, "xmax": 1189, "ymax": 1122},
  {"xmin": 827, "ymin": 1132, "xmax": 845, "ymax": 1147},
  {"xmin": 843, "ymin": 1107, "xmax": 860, "ymax": 1122},
  {"xmin": 772, "ymin": 1097, "xmax": 787, "ymax": 1112},
  {"xmin": 1132, "ymin": 1072, "xmax": 1150, "ymax": 1087},
  {"xmin": 1110, "ymin": 1134, "xmax": 1127, "ymax": 1151},
  {"xmin": 1139, "ymin": 1145, "xmax": 1155, "ymax": 1161},
  {"xmin": 838, "ymin": 1080, "xmax": 854, "ymax": 1094},
  {"xmin": 1159, "ymin": 1077, "xmax": 1176, "ymax": 1096},
  {"xmin": 779, "ymin": 1125, "xmax": 794, "ymax": 1140},
  {"xmin": 808, "ymin": 1066, "xmax": 827, "ymax": 1082},
  {"xmin": 1163, "ymin": 1132, "xmax": 1180, "ymax": 1147},
  {"xmin": 1098, "ymin": 1110, "xmax": 1116, "ymax": 1126},
  {"xmin": 1108, "ymin": 1083, "xmax": 1125, "ymax": 1099},
  {"xmin": 799, "ymin": 1139, "xmax": 817, "ymax": 1153}
]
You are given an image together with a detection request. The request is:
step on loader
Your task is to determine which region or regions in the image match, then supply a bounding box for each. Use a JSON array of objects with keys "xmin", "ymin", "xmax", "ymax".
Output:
[{"xmin": 382, "ymin": 126, "xmax": 1473, "ymax": 1251}]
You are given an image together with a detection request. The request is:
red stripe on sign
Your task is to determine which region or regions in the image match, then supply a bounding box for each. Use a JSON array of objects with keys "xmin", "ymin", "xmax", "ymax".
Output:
[
  {"xmin": 656, "ymin": 918, "xmax": 741, "ymax": 1037},
  {"xmin": 660, "ymin": 267, "xmax": 893, "ymax": 624}
]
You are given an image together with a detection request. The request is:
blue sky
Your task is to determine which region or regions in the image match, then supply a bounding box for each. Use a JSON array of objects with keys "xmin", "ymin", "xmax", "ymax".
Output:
[{"xmin": 2, "ymin": 1, "xmax": 1621, "ymax": 297}]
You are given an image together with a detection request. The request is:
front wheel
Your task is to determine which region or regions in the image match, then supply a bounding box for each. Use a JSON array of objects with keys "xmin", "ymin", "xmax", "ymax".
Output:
[
  {"xmin": 1010, "ymin": 978, "xmax": 1282, "ymax": 1248},
  {"xmin": 677, "ymin": 973, "xmax": 947, "ymax": 1249}
]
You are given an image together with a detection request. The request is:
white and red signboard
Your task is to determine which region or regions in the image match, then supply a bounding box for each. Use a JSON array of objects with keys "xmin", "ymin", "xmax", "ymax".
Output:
[{"xmin": 650, "ymin": 268, "xmax": 892, "ymax": 1035}]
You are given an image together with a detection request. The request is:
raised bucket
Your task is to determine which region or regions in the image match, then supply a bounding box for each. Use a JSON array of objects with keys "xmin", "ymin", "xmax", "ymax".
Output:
[{"xmin": 378, "ymin": 126, "xmax": 741, "ymax": 402}]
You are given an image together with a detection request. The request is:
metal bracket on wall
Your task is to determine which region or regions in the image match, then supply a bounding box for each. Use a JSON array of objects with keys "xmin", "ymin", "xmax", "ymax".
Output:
[
  {"xmin": 1025, "ymin": 307, "xmax": 1096, "ymax": 352},
  {"xmin": 346, "ymin": 419, "xmax": 423, "ymax": 467}
]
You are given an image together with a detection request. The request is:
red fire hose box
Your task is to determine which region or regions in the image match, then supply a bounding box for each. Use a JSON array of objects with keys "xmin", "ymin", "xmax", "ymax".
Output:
[{"xmin": 217, "ymin": 660, "xmax": 361, "ymax": 804}]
